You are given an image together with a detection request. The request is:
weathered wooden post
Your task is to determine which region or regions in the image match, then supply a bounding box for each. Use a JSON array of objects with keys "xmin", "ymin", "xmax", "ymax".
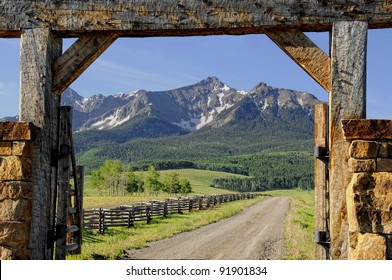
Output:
[
  {"xmin": 314, "ymin": 103, "xmax": 329, "ymax": 259},
  {"xmin": 329, "ymin": 20, "xmax": 368, "ymax": 260},
  {"xmin": 74, "ymin": 165, "xmax": 84, "ymax": 254},
  {"xmin": 55, "ymin": 107, "xmax": 72, "ymax": 260},
  {"xmin": 19, "ymin": 28, "xmax": 62, "ymax": 260}
]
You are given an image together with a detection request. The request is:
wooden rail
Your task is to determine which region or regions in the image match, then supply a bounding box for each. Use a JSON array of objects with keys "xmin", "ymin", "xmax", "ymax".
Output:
[{"xmin": 84, "ymin": 193, "xmax": 264, "ymax": 233}]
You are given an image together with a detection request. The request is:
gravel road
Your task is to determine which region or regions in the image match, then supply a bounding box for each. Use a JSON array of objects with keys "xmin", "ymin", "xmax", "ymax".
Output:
[{"xmin": 125, "ymin": 196, "xmax": 291, "ymax": 260}]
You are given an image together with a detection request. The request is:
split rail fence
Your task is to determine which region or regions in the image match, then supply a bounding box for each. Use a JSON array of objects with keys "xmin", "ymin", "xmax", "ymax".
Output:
[{"xmin": 84, "ymin": 193, "xmax": 264, "ymax": 233}]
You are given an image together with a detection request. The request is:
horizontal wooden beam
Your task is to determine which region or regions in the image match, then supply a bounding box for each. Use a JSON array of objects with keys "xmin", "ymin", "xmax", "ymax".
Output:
[
  {"xmin": 53, "ymin": 33, "xmax": 118, "ymax": 96},
  {"xmin": 266, "ymin": 28, "xmax": 331, "ymax": 92},
  {"xmin": 1, "ymin": 1, "xmax": 392, "ymax": 37}
]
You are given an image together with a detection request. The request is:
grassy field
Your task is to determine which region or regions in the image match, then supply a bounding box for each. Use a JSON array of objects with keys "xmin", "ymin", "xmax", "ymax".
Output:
[
  {"xmin": 158, "ymin": 169, "xmax": 248, "ymax": 194},
  {"xmin": 83, "ymin": 169, "xmax": 246, "ymax": 209}
]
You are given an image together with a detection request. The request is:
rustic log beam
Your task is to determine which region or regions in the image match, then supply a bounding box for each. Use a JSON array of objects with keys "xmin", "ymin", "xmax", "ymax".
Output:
[
  {"xmin": 53, "ymin": 33, "xmax": 118, "ymax": 96},
  {"xmin": 266, "ymin": 29, "xmax": 331, "ymax": 92},
  {"xmin": 19, "ymin": 28, "xmax": 62, "ymax": 260},
  {"xmin": 1, "ymin": 1, "xmax": 392, "ymax": 37},
  {"xmin": 329, "ymin": 20, "xmax": 368, "ymax": 260}
]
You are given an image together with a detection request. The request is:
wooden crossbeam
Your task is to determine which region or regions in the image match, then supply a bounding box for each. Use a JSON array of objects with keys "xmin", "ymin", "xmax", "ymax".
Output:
[
  {"xmin": 53, "ymin": 33, "xmax": 118, "ymax": 96},
  {"xmin": 1, "ymin": 1, "xmax": 392, "ymax": 37},
  {"xmin": 266, "ymin": 29, "xmax": 331, "ymax": 92}
]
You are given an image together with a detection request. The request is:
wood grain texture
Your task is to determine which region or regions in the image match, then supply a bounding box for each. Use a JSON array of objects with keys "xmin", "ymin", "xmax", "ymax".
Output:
[
  {"xmin": 314, "ymin": 103, "xmax": 328, "ymax": 260},
  {"xmin": 1, "ymin": 1, "xmax": 392, "ymax": 37},
  {"xmin": 73, "ymin": 165, "xmax": 84, "ymax": 255},
  {"xmin": 55, "ymin": 107, "xmax": 72, "ymax": 260},
  {"xmin": 329, "ymin": 20, "xmax": 368, "ymax": 260},
  {"xmin": 19, "ymin": 28, "xmax": 62, "ymax": 260},
  {"xmin": 266, "ymin": 29, "xmax": 331, "ymax": 92},
  {"xmin": 53, "ymin": 33, "xmax": 118, "ymax": 95}
]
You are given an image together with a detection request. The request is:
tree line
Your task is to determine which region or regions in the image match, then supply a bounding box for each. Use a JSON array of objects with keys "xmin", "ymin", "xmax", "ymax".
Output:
[
  {"xmin": 209, "ymin": 151, "xmax": 314, "ymax": 191},
  {"xmin": 91, "ymin": 160, "xmax": 192, "ymax": 196}
]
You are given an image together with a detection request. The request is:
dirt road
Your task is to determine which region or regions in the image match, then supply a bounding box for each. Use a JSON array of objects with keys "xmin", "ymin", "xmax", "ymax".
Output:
[{"xmin": 125, "ymin": 196, "xmax": 291, "ymax": 260}]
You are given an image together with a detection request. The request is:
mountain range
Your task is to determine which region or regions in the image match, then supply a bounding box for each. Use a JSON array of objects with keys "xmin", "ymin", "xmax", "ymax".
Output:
[
  {"xmin": 62, "ymin": 76, "xmax": 319, "ymax": 134},
  {"xmin": 56, "ymin": 76, "xmax": 322, "ymax": 170}
]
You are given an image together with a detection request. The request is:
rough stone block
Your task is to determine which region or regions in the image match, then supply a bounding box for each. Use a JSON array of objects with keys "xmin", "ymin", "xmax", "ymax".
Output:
[
  {"xmin": 0, "ymin": 181, "xmax": 32, "ymax": 200},
  {"xmin": 377, "ymin": 158, "xmax": 392, "ymax": 172},
  {"xmin": 347, "ymin": 172, "xmax": 374, "ymax": 232},
  {"xmin": 348, "ymin": 158, "xmax": 376, "ymax": 172},
  {"xmin": 347, "ymin": 172, "xmax": 392, "ymax": 234},
  {"xmin": 0, "ymin": 199, "xmax": 32, "ymax": 221},
  {"xmin": 0, "ymin": 142, "xmax": 12, "ymax": 156},
  {"xmin": 349, "ymin": 141, "xmax": 379, "ymax": 159},
  {"xmin": 386, "ymin": 235, "xmax": 392, "ymax": 259},
  {"xmin": 349, "ymin": 232, "xmax": 386, "ymax": 260},
  {"xmin": 12, "ymin": 141, "xmax": 32, "ymax": 157},
  {"xmin": 388, "ymin": 142, "xmax": 392, "ymax": 157},
  {"xmin": 373, "ymin": 173, "xmax": 392, "ymax": 233},
  {"xmin": 378, "ymin": 142, "xmax": 389, "ymax": 158},
  {"xmin": 342, "ymin": 119, "xmax": 392, "ymax": 141},
  {"xmin": 0, "ymin": 122, "xmax": 36, "ymax": 141},
  {"xmin": 0, "ymin": 245, "xmax": 31, "ymax": 260},
  {"xmin": 0, "ymin": 221, "xmax": 30, "ymax": 247},
  {"xmin": 0, "ymin": 156, "xmax": 32, "ymax": 181}
]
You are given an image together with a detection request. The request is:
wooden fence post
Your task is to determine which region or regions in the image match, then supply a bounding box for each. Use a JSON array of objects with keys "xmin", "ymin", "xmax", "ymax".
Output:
[
  {"xmin": 74, "ymin": 165, "xmax": 84, "ymax": 254},
  {"xmin": 163, "ymin": 201, "xmax": 168, "ymax": 217},
  {"xmin": 99, "ymin": 208, "xmax": 104, "ymax": 233},
  {"xmin": 177, "ymin": 199, "xmax": 181, "ymax": 214},
  {"xmin": 146, "ymin": 206, "xmax": 151, "ymax": 224},
  {"xmin": 198, "ymin": 197, "xmax": 203, "ymax": 210}
]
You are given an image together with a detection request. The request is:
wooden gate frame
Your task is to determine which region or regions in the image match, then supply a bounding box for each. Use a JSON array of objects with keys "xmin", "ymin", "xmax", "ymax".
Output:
[{"xmin": 1, "ymin": 0, "xmax": 392, "ymax": 260}]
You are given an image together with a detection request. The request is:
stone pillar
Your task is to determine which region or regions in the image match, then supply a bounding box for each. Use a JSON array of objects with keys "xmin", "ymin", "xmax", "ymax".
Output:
[
  {"xmin": 0, "ymin": 122, "xmax": 36, "ymax": 260},
  {"xmin": 342, "ymin": 119, "xmax": 392, "ymax": 260}
]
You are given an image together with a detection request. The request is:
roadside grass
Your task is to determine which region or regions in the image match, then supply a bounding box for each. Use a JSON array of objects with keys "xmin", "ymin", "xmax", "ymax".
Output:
[
  {"xmin": 264, "ymin": 189, "xmax": 315, "ymax": 260},
  {"xmin": 68, "ymin": 195, "xmax": 267, "ymax": 260}
]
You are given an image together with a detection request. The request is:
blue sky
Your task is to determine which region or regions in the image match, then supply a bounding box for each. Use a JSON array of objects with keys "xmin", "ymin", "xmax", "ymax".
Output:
[{"xmin": 0, "ymin": 29, "xmax": 391, "ymax": 119}]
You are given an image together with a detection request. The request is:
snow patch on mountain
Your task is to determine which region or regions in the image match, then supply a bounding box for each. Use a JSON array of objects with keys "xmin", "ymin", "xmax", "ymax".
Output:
[{"xmin": 173, "ymin": 117, "xmax": 201, "ymax": 131}]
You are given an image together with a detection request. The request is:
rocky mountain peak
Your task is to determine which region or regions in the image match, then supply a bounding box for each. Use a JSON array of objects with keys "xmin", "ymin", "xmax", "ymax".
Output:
[{"xmin": 60, "ymin": 77, "xmax": 320, "ymax": 134}]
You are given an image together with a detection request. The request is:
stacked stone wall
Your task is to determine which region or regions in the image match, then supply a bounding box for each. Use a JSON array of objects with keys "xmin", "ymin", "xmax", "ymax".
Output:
[
  {"xmin": 0, "ymin": 122, "xmax": 35, "ymax": 260},
  {"xmin": 342, "ymin": 119, "xmax": 392, "ymax": 260}
]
